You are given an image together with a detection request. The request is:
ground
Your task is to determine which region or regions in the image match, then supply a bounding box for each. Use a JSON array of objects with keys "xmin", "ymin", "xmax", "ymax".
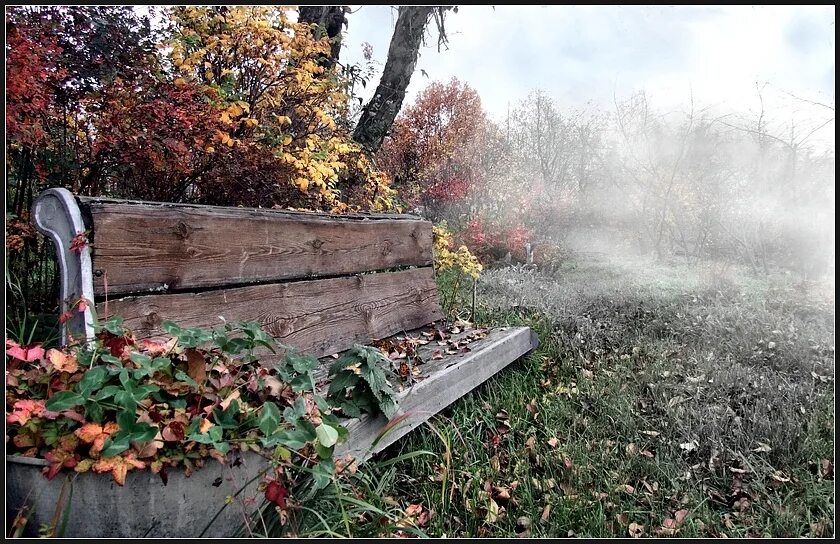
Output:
[{"xmin": 349, "ymin": 253, "xmax": 835, "ymax": 538}]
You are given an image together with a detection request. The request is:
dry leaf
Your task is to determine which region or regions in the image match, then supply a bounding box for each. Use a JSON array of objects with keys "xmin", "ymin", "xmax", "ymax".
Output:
[
  {"xmin": 547, "ymin": 437, "xmax": 559, "ymax": 448},
  {"xmin": 186, "ymin": 348, "xmax": 207, "ymax": 383},
  {"xmin": 220, "ymin": 390, "xmax": 240, "ymax": 410},
  {"xmin": 74, "ymin": 422, "xmax": 120, "ymax": 456},
  {"xmin": 47, "ymin": 349, "xmax": 79, "ymax": 373},
  {"xmin": 540, "ymin": 504, "xmax": 551, "ymax": 524},
  {"xmin": 486, "ymin": 498, "xmax": 500, "ymax": 523},
  {"xmin": 751, "ymin": 442, "xmax": 771, "ymax": 453},
  {"xmin": 820, "ymin": 459, "xmax": 833, "ymax": 480},
  {"xmin": 199, "ymin": 417, "xmax": 214, "ymax": 433},
  {"xmin": 92, "ymin": 454, "xmax": 145, "ymax": 486},
  {"xmin": 679, "ymin": 440, "xmax": 699, "ymax": 452},
  {"xmin": 628, "ymin": 522, "xmax": 644, "ymax": 538}
]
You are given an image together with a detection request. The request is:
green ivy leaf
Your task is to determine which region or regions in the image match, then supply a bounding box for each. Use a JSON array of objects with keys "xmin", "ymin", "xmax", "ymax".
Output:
[
  {"xmin": 258, "ymin": 402, "xmax": 281, "ymax": 436},
  {"xmin": 99, "ymin": 353, "xmax": 123, "ymax": 366},
  {"xmin": 213, "ymin": 400, "xmax": 239, "ymax": 429},
  {"xmin": 310, "ymin": 459, "xmax": 335, "ymax": 491},
  {"xmin": 85, "ymin": 401, "xmax": 104, "ymax": 423},
  {"xmin": 129, "ymin": 353, "xmax": 152, "ymax": 366},
  {"xmin": 315, "ymin": 441, "xmax": 333, "ymax": 460},
  {"xmin": 174, "ymin": 370, "xmax": 199, "ymax": 388},
  {"xmin": 100, "ymin": 431, "xmax": 131, "ymax": 458},
  {"xmin": 114, "ymin": 391, "xmax": 137, "ymax": 413},
  {"xmin": 102, "ymin": 316, "xmax": 125, "ymax": 336},
  {"xmin": 315, "ymin": 423, "xmax": 339, "ymax": 448},
  {"xmin": 129, "ymin": 423, "xmax": 158, "ymax": 444},
  {"xmin": 95, "ymin": 385, "xmax": 121, "ymax": 401},
  {"xmin": 77, "ymin": 366, "xmax": 108, "ymax": 397},
  {"xmin": 288, "ymin": 352, "xmax": 318, "ymax": 374},
  {"xmin": 263, "ymin": 428, "xmax": 311, "ymax": 450},
  {"xmin": 290, "ymin": 373, "xmax": 314, "ymax": 392},
  {"xmin": 45, "ymin": 391, "xmax": 84, "ymax": 412}
]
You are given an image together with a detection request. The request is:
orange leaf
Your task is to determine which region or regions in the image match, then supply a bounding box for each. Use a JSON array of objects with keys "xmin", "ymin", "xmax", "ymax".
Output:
[
  {"xmin": 142, "ymin": 338, "xmax": 176, "ymax": 357},
  {"xmin": 7, "ymin": 399, "xmax": 46, "ymax": 425},
  {"xmin": 75, "ymin": 422, "xmax": 120, "ymax": 455},
  {"xmin": 199, "ymin": 417, "xmax": 213, "ymax": 434},
  {"xmin": 47, "ymin": 348, "xmax": 79, "ymax": 373},
  {"xmin": 92, "ymin": 454, "xmax": 146, "ymax": 486}
]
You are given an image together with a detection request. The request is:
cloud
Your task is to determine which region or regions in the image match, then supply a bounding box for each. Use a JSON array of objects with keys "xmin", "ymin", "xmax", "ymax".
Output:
[{"xmin": 342, "ymin": 5, "xmax": 834, "ymax": 148}]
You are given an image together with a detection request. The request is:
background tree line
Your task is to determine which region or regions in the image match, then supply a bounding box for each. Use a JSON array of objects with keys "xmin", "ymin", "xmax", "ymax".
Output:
[{"xmin": 378, "ymin": 79, "xmax": 834, "ymax": 279}]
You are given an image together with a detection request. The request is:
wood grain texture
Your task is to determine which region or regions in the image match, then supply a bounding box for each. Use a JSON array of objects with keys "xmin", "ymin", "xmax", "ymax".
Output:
[
  {"xmin": 333, "ymin": 326, "xmax": 539, "ymax": 461},
  {"xmin": 81, "ymin": 199, "xmax": 433, "ymax": 296},
  {"xmin": 97, "ymin": 268, "xmax": 443, "ymax": 358}
]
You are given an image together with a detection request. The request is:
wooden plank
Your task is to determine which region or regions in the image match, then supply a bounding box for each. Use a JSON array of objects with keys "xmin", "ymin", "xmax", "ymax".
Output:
[
  {"xmin": 333, "ymin": 326, "xmax": 539, "ymax": 462},
  {"xmin": 97, "ymin": 268, "xmax": 443, "ymax": 359},
  {"xmin": 81, "ymin": 199, "xmax": 434, "ymax": 296}
]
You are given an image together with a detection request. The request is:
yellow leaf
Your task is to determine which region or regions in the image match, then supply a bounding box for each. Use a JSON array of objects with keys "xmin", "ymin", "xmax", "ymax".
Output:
[
  {"xmin": 92, "ymin": 454, "xmax": 145, "ymax": 486},
  {"xmin": 48, "ymin": 349, "xmax": 79, "ymax": 373},
  {"xmin": 174, "ymin": 77, "xmax": 187, "ymax": 87},
  {"xmin": 282, "ymin": 135, "xmax": 292, "ymax": 146},
  {"xmin": 199, "ymin": 418, "xmax": 214, "ymax": 434}
]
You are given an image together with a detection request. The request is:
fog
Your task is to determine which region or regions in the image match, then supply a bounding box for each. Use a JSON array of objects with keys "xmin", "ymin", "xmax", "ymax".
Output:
[{"xmin": 400, "ymin": 83, "xmax": 835, "ymax": 288}]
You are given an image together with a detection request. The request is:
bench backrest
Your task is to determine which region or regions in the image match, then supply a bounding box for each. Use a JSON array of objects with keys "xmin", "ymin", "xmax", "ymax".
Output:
[{"xmin": 33, "ymin": 188, "xmax": 443, "ymax": 356}]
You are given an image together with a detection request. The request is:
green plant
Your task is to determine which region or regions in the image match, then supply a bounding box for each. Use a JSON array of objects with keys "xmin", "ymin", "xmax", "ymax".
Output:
[
  {"xmin": 4, "ymin": 314, "xmax": 388, "ymax": 490},
  {"xmin": 327, "ymin": 344, "xmax": 399, "ymax": 419}
]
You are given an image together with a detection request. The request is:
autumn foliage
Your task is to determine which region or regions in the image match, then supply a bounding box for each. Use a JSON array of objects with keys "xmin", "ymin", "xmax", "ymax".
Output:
[
  {"xmin": 5, "ymin": 6, "xmax": 394, "ymax": 219},
  {"xmin": 378, "ymin": 78, "xmax": 486, "ymax": 216}
]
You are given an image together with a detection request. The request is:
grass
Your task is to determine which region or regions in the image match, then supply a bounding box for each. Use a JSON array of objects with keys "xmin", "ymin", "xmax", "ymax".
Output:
[{"xmin": 357, "ymin": 255, "xmax": 835, "ymax": 538}]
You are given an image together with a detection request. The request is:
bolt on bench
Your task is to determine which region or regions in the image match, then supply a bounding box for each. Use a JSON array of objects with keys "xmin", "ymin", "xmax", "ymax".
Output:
[{"xmin": 32, "ymin": 188, "xmax": 538, "ymax": 460}]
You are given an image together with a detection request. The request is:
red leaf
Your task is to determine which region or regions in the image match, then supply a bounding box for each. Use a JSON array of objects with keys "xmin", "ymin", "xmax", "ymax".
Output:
[
  {"xmin": 69, "ymin": 232, "xmax": 89, "ymax": 254},
  {"xmin": 265, "ymin": 480, "xmax": 289, "ymax": 509},
  {"xmin": 6, "ymin": 340, "xmax": 44, "ymax": 362}
]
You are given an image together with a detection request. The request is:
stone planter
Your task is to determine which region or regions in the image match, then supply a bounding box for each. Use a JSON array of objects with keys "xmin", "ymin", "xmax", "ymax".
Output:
[{"xmin": 6, "ymin": 452, "xmax": 270, "ymax": 537}]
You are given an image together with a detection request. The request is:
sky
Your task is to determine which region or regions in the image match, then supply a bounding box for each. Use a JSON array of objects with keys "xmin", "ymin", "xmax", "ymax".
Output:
[{"xmin": 341, "ymin": 5, "xmax": 835, "ymax": 150}]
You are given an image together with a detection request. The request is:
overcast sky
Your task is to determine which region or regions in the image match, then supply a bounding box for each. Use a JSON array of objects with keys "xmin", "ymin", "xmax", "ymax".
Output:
[{"xmin": 341, "ymin": 5, "xmax": 835, "ymax": 149}]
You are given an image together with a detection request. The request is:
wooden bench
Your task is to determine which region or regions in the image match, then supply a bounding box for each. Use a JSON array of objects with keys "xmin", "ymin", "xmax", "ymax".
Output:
[{"xmin": 32, "ymin": 188, "xmax": 538, "ymax": 461}]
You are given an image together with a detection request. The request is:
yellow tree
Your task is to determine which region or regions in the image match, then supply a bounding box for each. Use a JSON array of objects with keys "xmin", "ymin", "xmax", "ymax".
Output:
[{"xmin": 168, "ymin": 6, "xmax": 393, "ymax": 211}]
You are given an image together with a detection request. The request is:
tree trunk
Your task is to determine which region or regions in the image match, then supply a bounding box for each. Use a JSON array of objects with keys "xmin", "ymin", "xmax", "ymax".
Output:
[
  {"xmin": 352, "ymin": 6, "xmax": 436, "ymax": 153},
  {"xmin": 298, "ymin": 6, "xmax": 347, "ymax": 69}
]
